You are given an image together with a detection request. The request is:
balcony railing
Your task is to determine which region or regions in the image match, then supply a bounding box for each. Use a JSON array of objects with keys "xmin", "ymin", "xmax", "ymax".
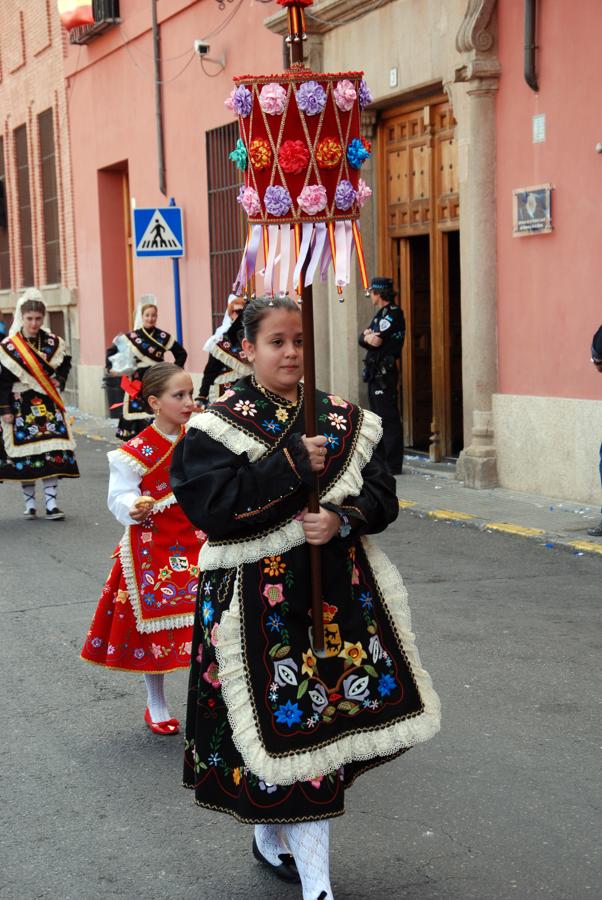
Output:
[{"xmin": 69, "ymin": 0, "xmax": 120, "ymax": 45}]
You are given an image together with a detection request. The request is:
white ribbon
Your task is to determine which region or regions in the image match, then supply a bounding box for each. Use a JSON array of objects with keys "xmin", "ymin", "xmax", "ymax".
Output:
[
  {"xmin": 292, "ymin": 223, "xmax": 313, "ymax": 288},
  {"xmin": 263, "ymin": 224, "xmax": 280, "ymax": 295},
  {"xmin": 344, "ymin": 221, "xmax": 354, "ymax": 283},
  {"xmin": 304, "ymin": 223, "xmax": 327, "ymax": 287},
  {"xmin": 279, "ymin": 224, "xmax": 291, "ymax": 296},
  {"xmin": 334, "ymin": 220, "xmax": 348, "ymax": 287}
]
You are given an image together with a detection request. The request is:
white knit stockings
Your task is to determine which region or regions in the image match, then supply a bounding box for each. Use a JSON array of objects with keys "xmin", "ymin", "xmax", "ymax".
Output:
[
  {"xmin": 143, "ymin": 673, "xmax": 170, "ymax": 722},
  {"xmin": 282, "ymin": 820, "xmax": 333, "ymax": 900},
  {"xmin": 254, "ymin": 823, "xmax": 288, "ymax": 867}
]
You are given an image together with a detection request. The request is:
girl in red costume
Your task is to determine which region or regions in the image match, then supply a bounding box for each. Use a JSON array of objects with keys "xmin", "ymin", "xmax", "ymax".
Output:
[{"xmin": 82, "ymin": 363, "xmax": 204, "ymax": 735}]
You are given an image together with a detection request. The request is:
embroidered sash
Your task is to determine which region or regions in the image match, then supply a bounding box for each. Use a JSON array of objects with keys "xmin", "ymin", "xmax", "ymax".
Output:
[{"xmin": 2, "ymin": 333, "xmax": 65, "ymax": 410}]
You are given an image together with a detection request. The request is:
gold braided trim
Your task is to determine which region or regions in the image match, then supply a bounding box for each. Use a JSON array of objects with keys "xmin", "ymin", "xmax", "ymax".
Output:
[{"xmin": 214, "ymin": 538, "xmax": 441, "ymax": 786}]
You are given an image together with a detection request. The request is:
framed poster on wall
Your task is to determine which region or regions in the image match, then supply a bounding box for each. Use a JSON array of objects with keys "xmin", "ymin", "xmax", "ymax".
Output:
[{"xmin": 512, "ymin": 184, "xmax": 553, "ymax": 236}]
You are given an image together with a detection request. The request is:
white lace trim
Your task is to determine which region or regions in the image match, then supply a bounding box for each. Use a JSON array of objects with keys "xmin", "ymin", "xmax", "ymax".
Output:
[
  {"xmin": 187, "ymin": 411, "xmax": 267, "ymax": 462},
  {"xmin": 114, "ymin": 448, "xmax": 147, "ymax": 476},
  {"xmin": 211, "ymin": 342, "xmax": 252, "ymax": 378},
  {"xmin": 215, "ymin": 538, "xmax": 441, "ymax": 785},
  {"xmin": 197, "ymin": 408, "xmax": 382, "ymax": 572},
  {"xmin": 118, "ymin": 527, "xmax": 195, "ymax": 635}
]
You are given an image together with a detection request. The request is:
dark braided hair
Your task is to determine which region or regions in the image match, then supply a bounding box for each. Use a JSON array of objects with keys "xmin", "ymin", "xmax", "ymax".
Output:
[{"xmin": 242, "ymin": 295, "xmax": 300, "ymax": 344}]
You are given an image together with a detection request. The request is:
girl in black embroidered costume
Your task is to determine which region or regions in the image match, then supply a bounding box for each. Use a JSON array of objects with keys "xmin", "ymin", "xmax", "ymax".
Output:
[
  {"xmin": 106, "ymin": 299, "xmax": 187, "ymax": 441},
  {"xmin": 0, "ymin": 290, "xmax": 79, "ymax": 520},
  {"xmin": 171, "ymin": 296, "xmax": 440, "ymax": 900},
  {"xmin": 195, "ymin": 293, "xmax": 252, "ymax": 410}
]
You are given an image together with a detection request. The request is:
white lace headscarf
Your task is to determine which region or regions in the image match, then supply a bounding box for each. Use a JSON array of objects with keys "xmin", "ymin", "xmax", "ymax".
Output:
[
  {"xmin": 203, "ymin": 293, "xmax": 239, "ymax": 352},
  {"xmin": 133, "ymin": 294, "xmax": 158, "ymax": 330},
  {"xmin": 9, "ymin": 288, "xmax": 47, "ymax": 336}
]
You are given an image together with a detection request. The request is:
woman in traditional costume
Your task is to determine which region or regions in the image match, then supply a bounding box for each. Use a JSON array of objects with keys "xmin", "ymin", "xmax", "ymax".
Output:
[
  {"xmin": 171, "ymin": 296, "xmax": 440, "ymax": 899},
  {"xmin": 0, "ymin": 290, "xmax": 79, "ymax": 519},
  {"xmin": 195, "ymin": 293, "xmax": 252, "ymax": 409},
  {"xmin": 81, "ymin": 363, "xmax": 205, "ymax": 735},
  {"xmin": 106, "ymin": 299, "xmax": 188, "ymax": 441}
]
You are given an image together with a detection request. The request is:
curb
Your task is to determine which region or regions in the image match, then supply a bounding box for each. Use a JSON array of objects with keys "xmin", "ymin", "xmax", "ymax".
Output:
[{"xmin": 397, "ymin": 499, "xmax": 602, "ymax": 558}]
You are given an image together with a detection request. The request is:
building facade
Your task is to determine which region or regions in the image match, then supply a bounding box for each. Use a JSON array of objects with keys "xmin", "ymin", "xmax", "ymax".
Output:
[
  {"xmin": 65, "ymin": 0, "xmax": 283, "ymax": 414},
  {"xmin": 0, "ymin": 0, "xmax": 79, "ymax": 400}
]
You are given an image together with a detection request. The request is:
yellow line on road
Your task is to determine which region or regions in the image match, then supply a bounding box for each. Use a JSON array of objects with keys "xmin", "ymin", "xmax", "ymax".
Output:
[
  {"xmin": 429, "ymin": 508, "xmax": 477, "ymax": 521},
  {"xmin": 568, "ymin": 540, "xmax": 602, "ymax": 555},
  {"xmin": 485, "ymin": 522, "xmax": 545, "ymax": 537}
]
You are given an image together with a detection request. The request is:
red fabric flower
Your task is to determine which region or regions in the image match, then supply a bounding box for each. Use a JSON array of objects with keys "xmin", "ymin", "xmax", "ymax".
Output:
[
  {"xmin": 278, "ymin": 139, "xmax": 310, "ymax": 175},
  {"xmin": 249, "ymin": 138, "xmax": 272, "ymax": 171},
  {"xmin": 361, "ymin": 136, "xmax": 372, "ymax": 155},
  {"xmin": 315, "ymin": 137, "xmax": 343, "ymax": 169}
]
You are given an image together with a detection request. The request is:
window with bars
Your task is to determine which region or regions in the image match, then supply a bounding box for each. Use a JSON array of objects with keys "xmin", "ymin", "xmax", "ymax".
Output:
[
  {"xmin": 14, "ymin": 125, "xmax": 34, "ymax": 288},
  {"xmin": 206, "ymin": 122, "xmax": 245, "ymax": 330},
  {"xmin": 38, "ymin": 109, "xmax": 61, "ymax": 285},
  {"xmin": 0, "ymin": 137, "xmax": 10, "ymax": 290}
]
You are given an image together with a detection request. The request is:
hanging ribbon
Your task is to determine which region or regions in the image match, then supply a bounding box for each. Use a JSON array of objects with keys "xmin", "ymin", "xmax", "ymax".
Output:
[
  {"xmin": 263, "ymin": 224, "xmax": 280, "ymax": 295},
  {"xmin": 279, "ymin": 224, "xmax": 292, "ymax": 295},
  {"xmin": 334, "ymin": 220, "xmax": 348, "ymax": 287},
  {"xmin": 293, "ymin": 223, "xmax": 303, "ymax": 294},
  {"xmin": 304, "ymin": 222, "xmax": 327, "ymax": 287},
  {"xmin": 344, "ymin": 221, "xmax": 353, "ymax": 285},
  {"xmin": 292, "ymin": 222, "xmax": 313, "ymax": 290},
  {"xmin": 320, "ymin": 240, "xmax": 332, "ymax": 282},
  {"xmin": 351, "ymin": 220, "xmax": 369, "ymax": 290}
]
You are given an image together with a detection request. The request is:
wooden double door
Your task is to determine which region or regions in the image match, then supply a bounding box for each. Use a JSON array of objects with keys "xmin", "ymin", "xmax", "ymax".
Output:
[{"xmin": 378, "ymin": 96, "xmax": 463, "ymax": 458}]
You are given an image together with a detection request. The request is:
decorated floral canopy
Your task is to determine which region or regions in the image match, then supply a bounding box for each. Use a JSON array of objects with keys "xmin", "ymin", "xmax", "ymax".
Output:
[{"xmin": 225, "ymin": 66, "xmax": 373, "ymax": 296}]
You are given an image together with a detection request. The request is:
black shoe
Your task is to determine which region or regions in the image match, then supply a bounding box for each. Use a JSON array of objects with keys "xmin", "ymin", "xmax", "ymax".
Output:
[
  {"xmin": 586, "ymin": 523, "xmax": 602, "ymax": 537},
  {"xmin": 46, "ymin": 507, "xmax": 65, "ymax": 521},
  {"xmin": 23, "ymin": 508, "xmax": 37, "ymax": 520},
  {"xmin": 252, "ymin": 836, "xmax": 301, "ymax": 883},
  {"xmin": 317, "ymin": 893, "xmax": 328, "ymax": 900}
]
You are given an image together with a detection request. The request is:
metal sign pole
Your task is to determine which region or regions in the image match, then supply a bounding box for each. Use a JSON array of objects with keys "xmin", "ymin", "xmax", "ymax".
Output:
[{"xmin": 169, "ymin": 197, "xmax": 183, "ymax": 344}]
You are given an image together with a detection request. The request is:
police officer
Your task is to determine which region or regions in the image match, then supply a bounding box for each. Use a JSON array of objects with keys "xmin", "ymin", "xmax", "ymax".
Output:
[{"xmin": 359, "ymin": 276, "xmax": 405, "ymax": 475}]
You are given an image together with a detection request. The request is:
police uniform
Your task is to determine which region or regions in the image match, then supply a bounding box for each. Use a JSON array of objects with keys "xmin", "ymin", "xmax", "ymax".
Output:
[{"xmin": 359, "ymin": 278, "xmax": 405, "ymax": 474}]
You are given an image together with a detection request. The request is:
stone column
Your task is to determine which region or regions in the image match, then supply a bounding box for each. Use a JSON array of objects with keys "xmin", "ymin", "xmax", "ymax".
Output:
[{"xmin": 452, "ymin": 0, "xmax": 500, "ymax": 489}]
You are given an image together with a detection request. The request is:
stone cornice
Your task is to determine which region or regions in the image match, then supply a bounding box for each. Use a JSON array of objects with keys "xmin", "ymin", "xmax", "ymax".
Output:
[
  {"xmin": 265, "ymin": 0, "xmax": 395, "ymax": 37},
  {"xmin": 454, "ymin": 0, "xmax": 500, "ymax": 86}
]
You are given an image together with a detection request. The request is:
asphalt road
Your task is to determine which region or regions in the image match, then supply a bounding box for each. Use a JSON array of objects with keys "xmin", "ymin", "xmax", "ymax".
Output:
[{"xmin": 1, "ymin": 433, "xmax": 600, "ymax": 900}]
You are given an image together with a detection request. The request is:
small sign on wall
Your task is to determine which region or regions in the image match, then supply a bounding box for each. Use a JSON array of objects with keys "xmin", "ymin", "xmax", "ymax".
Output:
[{"xmin": 512, "ymin": 184, "xmax": 553, "ymax": 236}]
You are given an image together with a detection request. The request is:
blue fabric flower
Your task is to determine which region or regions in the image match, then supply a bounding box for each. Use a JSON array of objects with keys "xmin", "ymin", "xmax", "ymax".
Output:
[
  {"xmin": 229, "ymin": 138, "xmax": 248, "ymax": 171},
  {"xmin": 359, "ymin": 591, "xmax": 373, "ymax": 609},
  {"xmin": 378, "ymin": 673, "xmax": 397, "ymax": 698},
  {"xmin": 263, "ymin": 419, "xmax": 282, "ymax": 433},
  {"xmin": 347, "ymin": 137, "xmax": 371, "ymax": 169},
  {"xmin": 275, "ymin": 700, "xmax": 303, "ymax": 728},
  {"xmin": 323, "ymin": 433, "xmax": 340, "ymax": 449},
  {"xmin": 266, "ymin": 613, "xmax": 283, "ymax": 632},
  {"xmin": 202, "ymin": 600, "xmax": 214, "ymax": 625}
]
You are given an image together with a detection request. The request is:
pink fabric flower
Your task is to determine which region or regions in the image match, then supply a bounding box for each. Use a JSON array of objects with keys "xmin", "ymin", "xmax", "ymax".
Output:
[
  {"xmin": 259, "ymin": 82, "xmax": 287, "ymax": 115},
  {"xmin": 203, "ymin": 662, "xmax": 221, "ymax": 688},
  {"xmin": 263, "ymin": 583, "xmax": 285, "ymax": 606},
  {"xmin": 237, "ymin": 186, "xmax": 261, "ymax": 217},
  {"xmin": 356, "ymin": 178, "xmax": 373, "ymax": 208},
  {"xmin": 211, "ymin": 623, "xmax": 219, "ymax": 646},
  {"xmin": 309, "ymin": 776, "xmax": 324, "ymax": 789},
  {"xmin": 297, "ymin": 184, "xmax": 328, "ymax": 216},
  {"xmin": 334, "ymin": 79, "xmax": 357, "ymax": 112},
  {"xmin": 196, "ymin": 644, "xmax": 203, "ymax": 664}
]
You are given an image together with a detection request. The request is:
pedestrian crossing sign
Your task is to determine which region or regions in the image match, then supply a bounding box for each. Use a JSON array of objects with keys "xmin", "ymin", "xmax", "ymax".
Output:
[{"xmin": 133, "ymin": 207, "xmax": 184, "ymax": 258}]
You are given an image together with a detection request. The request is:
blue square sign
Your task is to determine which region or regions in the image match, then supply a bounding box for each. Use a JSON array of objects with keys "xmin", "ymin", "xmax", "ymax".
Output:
[{"xmin": 133, "ymin": 207, "xmax": 184, "ymax": 258}]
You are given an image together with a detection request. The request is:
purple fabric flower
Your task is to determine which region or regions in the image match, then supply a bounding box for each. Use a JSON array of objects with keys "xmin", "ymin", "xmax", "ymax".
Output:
[
  {"xmin": 296, "ymin": 80, "xmax": 327, "ymax": 116},
  {"xmin": 347, "ymin": 138, "xmax": 371, "ymax": 169},
  {"xmin": 334, "ymin": 180, "xmax": 355, "ymax": 211},
  {"xmin": 358, "ymin": 79, "xmax": 373, "ymax": 110},
  {"xmin": 264, "ymin": 185, "xmax": 292, "ymax": 217},
  {"xmin": 225, "ymin": 85, "xmax": 252, "ymax": 118}
]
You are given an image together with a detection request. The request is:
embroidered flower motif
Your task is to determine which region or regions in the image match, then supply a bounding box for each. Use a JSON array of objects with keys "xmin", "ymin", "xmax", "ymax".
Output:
[
  {"xmin": 278, "ymin": 139, "xmax": 309, "ymax": 175},
  {"xmin": 358, "ymin": 79, "xmax": 373, "ymax": 110},
  {"xmin": 275, "ymin": 407, "xmax": 289, "ymax": 422},
  {"xmin": 275, "ymin": 700, "xmax": 303, "ymax": 728},
  {"xmin": 347, "ymin": 137, "xmax": 371, "ymax": 169},
  {"xmin": 297, "ymin": 184, "xmax": 328, "ymax": 216},
  {"xmin": 228, "ymin": 138, "xmax": 248, "ymax": 170},
  {"xmin": 368, "ymin": 634, "xmax": 384, "ymax": 662},
  {"xmin": 263, "ymin": 583, "xmax": 285, "ymax": 606},
  {"xmin": 301, "ymin": 648, "xmax": 318, "ymax": 677},
  {"xmin": 249, "ymin": 138, "xmax": 272, "ymax": 171},
  {"xmin": 334, "ymin": 79, "xmax": 357, "ymax": 111},
  {"xmin": 234, "ymin": 399, "xmax": 257, "ymax": 417},
  {"xmin": 334, "ymin": 180, "xmax": 356, "ymax": 211},
  {"xmin": 308, "ymin": 682, "xmax": 328, "ymax": 712},
  {"xmin": 141, "ymin": 445, "xmax": 153, "ymax": 457},
  {"xmin": 259, "ymin": 82, "xmax": 287, "ymax": 115},
  {"xmin": 262, "ymin": 419, "xmax": 282, "ymax": 434},
  {"xmin": 359, "ymin": 591, "xmax": 373, "ymax": 610},
  {"xmin": 91, "ymin": 637, "xmax": 102, "ymax": 649},
  {"xmin": 232, "ymin": 767, "xmax": 242, "ymax": 785},
  {"xmin": 179, "ymin": 641, "xmax": 192, "ymax": 656},
  {"xmin": 203, "ymin": 662, "xmax": 221, "ymax": 688},
  {"xmin": 273, "ymin": 658, "xmax": 298, "ymax": 687},
  {"xmin": 225, "ymin": 84, "xmax": 252, "ymax": 117},
  {"xmin": 107, "ymin": 643, "xmax": 116, "ymax": 655},
  {"xmin": 327, "ymin": 412, "xmax": 346, "ymax": 430},
  {"xmin": 296, "ymin": 80, "xmax": 327, "ymax": 115},
  {"xmin": 323, "ymin": 432, "xmax": 340, "ymax": 449},
  {"xmin": 377, "ymin": 672, "xmax": 397, "ymax": 697},
  {"xmin": 315, "ymin": 137, "xmax": 342, "ymax": 169},
  {"xmin": 202, "ymin": 599, "xmax": 214, "ymax": 625},
  {"xmin": 208, "ymin": 753, "xmax": 221, "ymax": 767},
  {"xmin": 237, "ymin": 186, "xmax": 262, "ymax": 217},
  {"xmin": 196, "ymin": 644, "xmax": 203, "ymax": 664},
  {"xmin": 264, "ymin": 555, "xmax": 286, "ymax": 576},
  {"xmin": 258, "ymin": 780, "xmax": 278, "ymax": 793},
  {"xmin": 351, "ymin": 565, "xmax": 360, "ymax": 585},
  {"xmin": 265, "ymin": 185, "xmax": 292, "ymax": 217},
  {"xmin": 133, "ymin": 648, "xmax": 145, "ymax": 659},
  {"xmin": 210, "ymin": 623, "xmax": 219, "ymax": 646},
  {"xmin": 141, "ymin": 532, "xmax": 153, "ymax": 544},
  {"xmin": 341, "ymin": 640, "xmax": 367, "ymax": 667},
  {"xmin": 356, "ymin": 178, "xmax": 373, "ymax": 208},
  {"xmin": 306, "ymin": 714, "xmax": 319, "ymax": 727},
  {"xmin": 308, "ymin": 775, "xmax": 324, "ymax": 789},
  {"xmin": 266, "ymin": 612, "xmax": 284, "ymax": 633},
  {"xmin": 342, "ymin": 672, "xmax": 370, "ymax": 702}
]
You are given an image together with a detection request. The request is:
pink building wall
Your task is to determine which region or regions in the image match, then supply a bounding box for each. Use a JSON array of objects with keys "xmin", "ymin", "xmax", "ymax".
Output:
[
  {"xmin": 66, "ymin": 0, "xmax": 282, "ymax": 377},
  {"xmin": 496, "ymin": 0, "xmax": 602, "ymax": 401}
]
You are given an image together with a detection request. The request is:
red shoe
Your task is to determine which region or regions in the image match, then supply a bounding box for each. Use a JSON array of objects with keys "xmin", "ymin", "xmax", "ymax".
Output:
[{"xmin": 144, "ymin": 707, "xmax": 180, "ymax": 736}]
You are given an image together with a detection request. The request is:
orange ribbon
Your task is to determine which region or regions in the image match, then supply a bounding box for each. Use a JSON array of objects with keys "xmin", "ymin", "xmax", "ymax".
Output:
[{"xmin": 11, "ymin": 333, "xmax": 65, "ymax": 411}]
